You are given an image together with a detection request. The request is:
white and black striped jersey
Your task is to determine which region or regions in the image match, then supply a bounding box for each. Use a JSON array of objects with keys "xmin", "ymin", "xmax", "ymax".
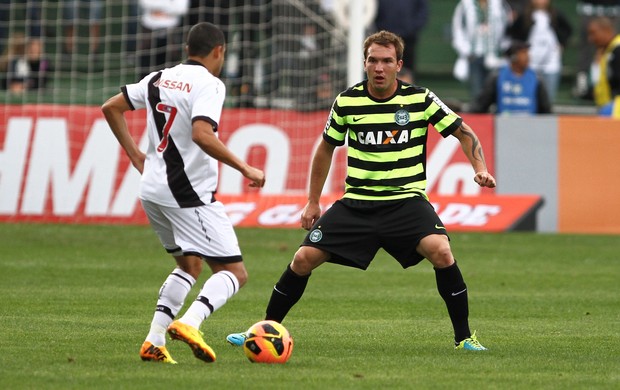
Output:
[{"xmin": 122, "ymin": 60, "xmax": 225, "ymax": 208}]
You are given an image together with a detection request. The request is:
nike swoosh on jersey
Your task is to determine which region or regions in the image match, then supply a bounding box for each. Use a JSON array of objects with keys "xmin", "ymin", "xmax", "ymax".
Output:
[
  {"xmin": 352, "ymin": 116, "xmax": 365, "ymax": 122},
  {"xmin": 435, "ymin": 224, "xmax": 446, "ymax": 230}
]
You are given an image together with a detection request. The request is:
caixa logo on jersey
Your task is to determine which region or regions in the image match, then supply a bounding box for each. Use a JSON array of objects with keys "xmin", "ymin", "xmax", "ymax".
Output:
[{"xmin": 356, "ymin": 129, "xmax": 411, "ymax": 145}]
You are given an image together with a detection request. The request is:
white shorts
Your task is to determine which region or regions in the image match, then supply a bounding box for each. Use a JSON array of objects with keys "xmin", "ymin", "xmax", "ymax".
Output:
[{"xmin": 141, "ymin": 199, "xmax": 242, "ymax": 263}]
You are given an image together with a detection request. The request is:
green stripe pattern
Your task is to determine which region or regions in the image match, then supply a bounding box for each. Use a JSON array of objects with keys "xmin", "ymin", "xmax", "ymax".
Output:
[{"xmin": 323, "ymin": 81, "xmax": 462, "ymax": 201}]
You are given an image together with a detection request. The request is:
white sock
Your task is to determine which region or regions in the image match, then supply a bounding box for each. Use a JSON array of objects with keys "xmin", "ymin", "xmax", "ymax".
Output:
[
  {"xmin": 145, "ymin": 268, "xmax": 195, "ymax": 346},
  {"xmin": 180, "ymin": 271, "xmax": 239, "ymax": 329}
]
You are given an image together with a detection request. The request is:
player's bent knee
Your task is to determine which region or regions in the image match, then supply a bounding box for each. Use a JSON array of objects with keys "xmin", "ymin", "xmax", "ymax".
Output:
[
  {"xmin": 428, "ymin": 251, "xmax": 454, "ymax": 269},
  {"xmin": 291, "ymin": 246, "xmax": 327, "ymax": 275},
  {"xmin": 417, "ymin": 235, "xmax": 454, "ymax": 268},
  {"xmin": 222, "ymin": 263, "xmax": 248, "ymax": 287},
  {"xmin": 208, "ymin": 259, "xmax": 248, "ymax": 287},
  {"xmin": 175, "ymin": 255, "xmax": 203, "ymax": 279},
  {"xmin": 233, "ymin": 267, "xmax": 248, "ymax": 287}
]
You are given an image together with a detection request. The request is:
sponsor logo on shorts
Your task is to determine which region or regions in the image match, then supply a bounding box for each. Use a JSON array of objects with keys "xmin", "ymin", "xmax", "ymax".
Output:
[{"xmin": 309, "ymin": 229, "xmax": 323, "ymax": 243}]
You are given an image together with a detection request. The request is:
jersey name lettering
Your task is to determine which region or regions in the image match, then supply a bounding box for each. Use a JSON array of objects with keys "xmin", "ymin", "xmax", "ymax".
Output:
[{"xmin": 153, "ymin": 78, "xmax": 193, "ymax": 93}]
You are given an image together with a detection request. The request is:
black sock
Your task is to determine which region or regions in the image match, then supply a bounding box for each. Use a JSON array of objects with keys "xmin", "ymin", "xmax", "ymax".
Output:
[
  {"xmin": 265, "ymin": 264, "xmax": 310, "ymax": 323},
  {"xmin": 435, "ymin": 261, "xmax": 471, "ymax": 343}
]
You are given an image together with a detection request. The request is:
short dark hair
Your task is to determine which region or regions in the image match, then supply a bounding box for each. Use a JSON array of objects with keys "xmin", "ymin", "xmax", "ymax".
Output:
[
  {"xmin": 504, "ymin": 40, "xmax": 530, "ymax": 58},
  {"xmin": 186, "ymin": 22, "xmax": 225, "ymax": 57},
  {"xmin": 363, "ymin": 30, "xmax": 404, "ymax": 61}
]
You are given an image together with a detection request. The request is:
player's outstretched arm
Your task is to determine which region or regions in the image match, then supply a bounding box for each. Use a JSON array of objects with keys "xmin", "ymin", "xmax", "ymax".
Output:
[
  {"xmin": 192, "ymin": 119, "xmax": 265, "ymax": 188},
  {"xmin": 101, "ymin": 93, "xmax": 146, "ymax": 173},
  {"xmin": 452, "ymin": 122, "xmax": 496, "ymax": 188}
]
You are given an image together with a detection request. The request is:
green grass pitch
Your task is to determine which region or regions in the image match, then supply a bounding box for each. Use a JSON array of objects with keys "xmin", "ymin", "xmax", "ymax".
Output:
[{"xmin": 0, "ymin": 223, "xmax": 618, "ymax": 389}]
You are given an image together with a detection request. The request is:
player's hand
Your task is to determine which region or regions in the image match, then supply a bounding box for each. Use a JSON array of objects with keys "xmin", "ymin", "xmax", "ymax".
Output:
[
  {"xmin": 244, "ymin": 166, "xmax": 265, "ymax": 188},
  {"xmin": 474, "ymin": 171, "xmax": 496, "ymax": 188},
  {"xmin": 300, "ymin": 202, "xmax": 322, "ymax": 231},
  {"xmin": 129, "ymin": 151, "xmax": 146, "ymax": 174}
]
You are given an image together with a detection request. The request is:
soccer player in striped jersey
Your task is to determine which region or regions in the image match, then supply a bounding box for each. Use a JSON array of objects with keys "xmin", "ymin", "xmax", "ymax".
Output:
[
  {"xmin": 227, "ymin": 30, "xmax": 495, "ymax": 351},
  {"xmin": 102, "ymin": 22, "xmax": 265, "ymax": 364}
]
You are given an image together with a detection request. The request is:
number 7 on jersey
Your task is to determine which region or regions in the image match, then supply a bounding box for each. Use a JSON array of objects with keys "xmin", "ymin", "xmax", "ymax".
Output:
[{"xmin": 155, "ymin": 103, "xmax": 178, "ymax": 153}]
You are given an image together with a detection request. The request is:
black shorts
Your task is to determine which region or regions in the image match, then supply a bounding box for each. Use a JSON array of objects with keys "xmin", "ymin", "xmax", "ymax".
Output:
[{"xmin": 302, "ymin": 197, "xmax": 449, "ymax": 270}]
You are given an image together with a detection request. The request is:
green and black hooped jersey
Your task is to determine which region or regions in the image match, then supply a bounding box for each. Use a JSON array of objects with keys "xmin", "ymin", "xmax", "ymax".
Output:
[{"xmin": 323, "ymin": 80, "xmax": 463, "ymax": 201}]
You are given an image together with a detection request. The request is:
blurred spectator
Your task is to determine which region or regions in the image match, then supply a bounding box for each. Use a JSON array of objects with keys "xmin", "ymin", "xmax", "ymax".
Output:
[
  {"xmin": 0, "ymin": 1, "xmax": 8, "ymax": 56},
  {"xmin": 188, "ymin": 0, "xmax": 270, "ymax": 107},
  {"xmin": 314, "ymin": 72, "xmax": 335, "ymax": 109},
  {"xmin": 137, "ymin": 0, "xmax": 189, "ymax": 78},
  {"xmin": 0, "ymin": 31, "xmax": 26, "ymax": 88},
  {"xmin": 294, "ymin": 22, "xmax": 325, "ymax": 107},
  {"xmin": 470, "ymin": 40, "xmax": 551, "ymax": 114},
  {"xmin": 374, "ymin": 0, "xmax": 428, "ymax": 78},
  {"xmin": 586, "ymin": 16, "xmax": 620, "ymax": 115},
  {"xmin": 451, "ymin": 0, "xmax": 513, "ymax": 101},
  {"xmin": 328, "ymin": 0, "xmax": 377, "ymax": 37},
  {"xmin": 269, "ymin": 1, "xmax": 333, "ymax": 109},
  {"xmin": 123, "ymin": 0, "xmax": 140, "ymax": 65},
  {"xmin": 188, "ymin": 0, "xmax": 231, "ymax": 28},
  {"xmin": 0, "ymin": 2, "xmax": 46, "ymax": 60},
  {"xmin": 505, "ymin": 0, "xmax": 527, "ymax": 16},
  {"xmin": 574, "ymin": 1, "xmax": 620, "ymax": 99},
  {"xmin": 62, "ymin": 0, "xmax": 104, "ymax": 56},
  {"xmin": 506, "ymin": 0, "xmax": 573, "ymax": 103},
  {"xmin": 25, "ymin": 1, "xmax": 44, "ymax": 40},
  {"xmin": 0, "ymin": 2, "xmax": 50, "ymax": 89},
  {"xmin": 5, "ymin": 35, "xmax": 50, "ymax": 93}
]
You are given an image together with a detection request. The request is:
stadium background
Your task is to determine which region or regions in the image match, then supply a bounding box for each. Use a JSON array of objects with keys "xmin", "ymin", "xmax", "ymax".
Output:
[
  {"xmin": 0, "ymin": 0, "xmax": 591, "ymax": 107},
  {"xmin": 1, "ymin": 5, "xmax": 619, "ymax": 389},
  {"xmin": 1, "ymin": 1, "xmax": 619, "ymax": 234}
]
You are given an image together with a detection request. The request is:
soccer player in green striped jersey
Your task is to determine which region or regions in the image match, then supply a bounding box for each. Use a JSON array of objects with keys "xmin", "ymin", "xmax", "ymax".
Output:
[{"xmin": 227, "ymin": 30, "xmax": 496, "ymax": 351}]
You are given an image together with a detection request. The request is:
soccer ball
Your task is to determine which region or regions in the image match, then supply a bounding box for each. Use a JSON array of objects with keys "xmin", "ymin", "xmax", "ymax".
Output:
[{"xmin": 243, "ymin": 320, "xmax": 294, "ymax": 364}]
